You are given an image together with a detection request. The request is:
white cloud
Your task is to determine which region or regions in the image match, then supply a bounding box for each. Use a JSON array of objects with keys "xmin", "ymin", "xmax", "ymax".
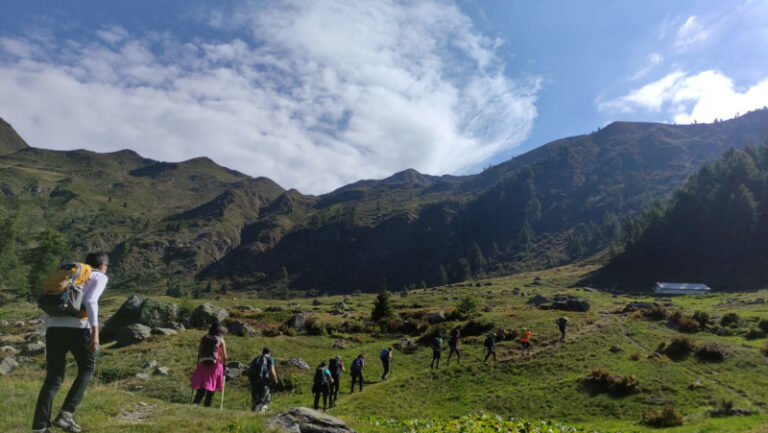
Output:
[
  {"xmin": 674, "ymin": 16, "xmax": 709, "ymax": 50},
  {"xmin": 599, "ymin": 70, "xmax": 768, "ymax": 124},
  {"xmin": 0, "ymin": 0, "xmax": 540, "ymax": 194}
]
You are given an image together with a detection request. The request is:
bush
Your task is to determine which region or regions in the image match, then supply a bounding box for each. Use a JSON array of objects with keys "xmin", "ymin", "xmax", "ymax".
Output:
[
  {"xmin": 643, "ymin": 303, "xmax": 667, "ymax": 321},
  {"xmin": 664, "ymin": 336, "xmax": 695, "ymax": 360},
  {"xmin": 720, "ymin": 313, "xmax": 741, "ymax": 328},
  {"xmin": 643, "ymin": 404, "xmax": 683, "ymax": 427},
  {"xmin": 762, "ymin": 344, "xmax": 768, "ymax": 357},
  {"xmin": 460, "ymin": 317, "xmax": 495, "ymax": 337},
  {"xmin": 668, "ymin": 310, "xmax": 682, "ymax": 323},
  {"xmin": 695, "ymin": 342, "xmax": 728, "ymax": 362},
  {"xmin": 758, "ymin": 319, "xmax": 768, "ymax": 333},
  {"xmin": 305, "ymin": 317, "xmax": 327, "ymax": 336},
  {"xmin": 456, "ymin": 295, "xmax": 480, "ymax": 318},
  {"xmin": 692, "ymin": 311, "xmax": 710, "ymax": 327},
  {"xmin": 587, "ymin": 366, "xmax": 639, "ymax": 396},
  {"xmin": 417, "ymin": 324, "xmax": 451, "ymax": 346},
  {"xmin": 745, "ymin": 325, "xmax": 766, "ymax": 340},
  {"xmin": 676, "ymin": 317, "xmax": 701, "ymax": 333},
  {"xmin": 273, "ymin": 372, "xmax": 300, "ymax": 393}
]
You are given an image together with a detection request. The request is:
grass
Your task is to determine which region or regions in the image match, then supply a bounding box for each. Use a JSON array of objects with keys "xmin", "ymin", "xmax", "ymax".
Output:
[{"xmin": 3, "ymin": 264, "xmax": 768, "ymax": 432}]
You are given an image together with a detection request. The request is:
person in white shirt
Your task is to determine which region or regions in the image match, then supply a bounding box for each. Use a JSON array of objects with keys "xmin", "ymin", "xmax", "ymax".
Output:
[{"xmin": 32, "ymin": 253, "xmax": 109, "ymax": 433}]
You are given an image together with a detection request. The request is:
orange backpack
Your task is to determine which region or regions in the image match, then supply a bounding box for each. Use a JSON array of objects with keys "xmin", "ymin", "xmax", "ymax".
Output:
[{"xmin": 38, "ymin": 262, "xmax": 93, "ymax": 318}]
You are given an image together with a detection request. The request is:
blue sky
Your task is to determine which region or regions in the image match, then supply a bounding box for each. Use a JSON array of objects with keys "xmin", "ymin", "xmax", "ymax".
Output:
[{"xmin": 1, "ymin": 0, "xmax": 767, "ymax": 194}]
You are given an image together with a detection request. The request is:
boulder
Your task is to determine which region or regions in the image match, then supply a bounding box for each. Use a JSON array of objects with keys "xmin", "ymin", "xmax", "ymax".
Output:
[
  {"xmin": 155, "ymin": 366, "xmax": 170, "ymax": 376},
  {"xmin": 115, "ymin": 324, "xmax": 152, "ymax": 347},
  {"xmin": 333, "ymin": 339, "xmax": 348, "ymax": 349},
  {"xmin": 22, "ymin": 342, "xmax": 46, "ymax": 356},
  {"xmin": 288, "ymin": 358, "xmax": 311, "ymax": 370},
  {"xmin": 28, "ymin": 319, "xmax": 43, "ymax": 325},
  {"xmin": 102, "ymin": 294, "xmax": 184, "ymax": 341},
  {"xmin": 0, "ymin": 320, "xmax": 8, "ymax": 326},
  {"xmin": 716, "ymin": 327, "xmax": 732, "ymax": 336},
  {"xmin": 427, "ymin": 311, "xmax": 447, "ymax": 324},
  {"xmin": 396, "ymin": 338, "xmax": 416, "ymax": 353},
  {"xmin": 135, "ymin": 372, "xmax": 150, "ymax": 380},
  {"xmin": 267, "ymin": 407, "xmax": 357, "ymax": 433},
  {"xmin": 550, "ymin": 297, "xmax": 590, "ymax": 312},
  {"xmin": 150, "ymin": 327, "xmax": 177, "ymax": 336},
  {"xmin": 0, "ymin": 356, "xmax": 19, "ymax": 375},
  {"xmin": 622, "ymin": 302, "xmax": 652, "ymax": 313},
  {"xmin": 14, "ymin": 321, "xmax": 25, "ymax": 327},
  {"xmin": 228, "ymin": 321, "xmax": 256, "ymax": 337},
  {"xmin": 191, "ymin": 303, "xmax": 229, "ymax": 328},
  {"xmin": 142, "ymin": 360, "xmax": 158, "ymax": 370},
  {"xmin": 225, "ymin": 366, "xmax": 241, "ymax": 381},
  {"xmin": 288, "ymin": 313, "xmax": 307, "ymax": 333},
  {"xmin": 0, "ymin": 345, "xmax": 16, "ymax": 354},
  {"xmin": 235, "ymin": 305, "xmax": 255, "ymax": 312},
  {"xmin": 526, "ymin": 294, "xmax": 550, "ymax": 306},
  {"xmin": 334, "ymin": 302, "xmax": 350, "ymax": 311}
]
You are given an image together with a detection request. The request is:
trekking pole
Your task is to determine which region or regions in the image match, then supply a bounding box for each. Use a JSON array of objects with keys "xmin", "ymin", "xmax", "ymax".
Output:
[{"xmin": 220, "ymin": 374, "xmax": 226, "ymax": 411}]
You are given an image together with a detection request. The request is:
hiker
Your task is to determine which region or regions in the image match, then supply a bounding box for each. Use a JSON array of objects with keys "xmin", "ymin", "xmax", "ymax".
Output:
[
  {"xmin": 312, "ymin": 361, "xmax": 333, "ymax": 411},
  {"xmin": 350, "ymin": 354, "xmax": 364, "ymax": 393},
  {"xmin": 32, "ymin": 253, "xmax": 110, "ymax": 433},
  {"xmin": 190, "ymin": 320, "xmax": 227, "ymax": 407},
  {"xmin": 247, "ymin": 347, "xmax": 277, "ymax": 412},
  {"xmin": 555, "ymin": 317, "xmax": 569, "ymax": 342},
  {"xmin": 328, "ymin": 356, "xmax": 345, "ymax": 407},
  {"xmin": 446, "ymin": 329, "xmax": 461, "ymax": 365},
  {"xmin": 483, "ymin": 332, "xmax": 497, "ymax": 364},
  {"xmin": 430, "ymin": 334, "xmax": 443, "ymax": 369},
  {"xmin": 520, "ymin": 327, "xmax": 533, "ymax": 357},
  {"xmin": 380, "ymin": 347, "xmax": 393, "ymax": 380}
]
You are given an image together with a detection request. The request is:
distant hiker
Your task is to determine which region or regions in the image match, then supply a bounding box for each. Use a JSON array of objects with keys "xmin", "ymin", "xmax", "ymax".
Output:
[
  {"xmin": 446, "ymin": 329, "xmax": 461, "ymax": 365},
  {"xmin": 380, "ymin": 347, "xmax": 393, "ymax": 380},
  {"xmin": 247, "ymin": 347, "xmax": 277, "ymax": 412},
  {"xmin": 190, "ymin": 320, "xmax": 228, "ymax": 407},
  {"xmin": 328, "ymin": 356, "xmax": 345, "ymax": 408},
  {"xmin": 555, "ymin": 317, "xmax": 569, "ymax": 342},
  {"xmin": 483, "ymin": 332, "xmax": 497, "ymax": 364},
  {"xmin": 520, "ymin": 328, "xmax": 533, "ymax": 357},
  {"xmin": 350, "ymin": 354, "xmax": 364, "ymax": 393},
  {"xmin": 32, "ymin": 252, "xmax": 109, "ymax": 433},
  {"xmin": 430, "ymin": 334, "xmax": 443, "ymax": 369},
  {"xmin": 312, "ymin": 361, "xmax": 333, "ymax": 411}
]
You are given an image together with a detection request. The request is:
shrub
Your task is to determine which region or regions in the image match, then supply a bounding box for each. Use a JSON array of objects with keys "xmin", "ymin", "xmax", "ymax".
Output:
[
  {"xmin": 417, "ymin": 324, "xmax": 451, "ymax": 345},
  {"xmin": 262, "ymin": 326, "xmax": 281, "ymax": 337},
  {"xmin": 460, "ymin": 317, "xmax": 495, "ymax": 336},
  {"xmin": 695, "ymin": 343, "xmax": 728, "ymax": 362},
  {"xmin": 305, "ymin": 317, "xmax": 326, "ymax": 336},
  {"xmin": 762, "ymin": 344, "xmax": 768, "ymax": 357},
  {"xmin": 456, "ymin": 295, "xmax": 480, "ymax": 318},
  {"xmin": 676, "ymin": 317, "xmax": 701, "ymax": 333},
  {"xmin": 587, "ymin": 366, "xmax": 639, "ymax": 396},
  {"xmin": 668, "ymin": 310, "xmax": 682, "ymax": 323},
  {"xmin": 758, "ymin": 319, "xmax": 768, "ymax": 333},
  {"xmin": 664, "ymin": 336, "xmax": 695, "ymax": 360},
  {"xmin": 720, "ymin": 313, "xmax": 741, "ymax": 328},
  {"xmin": 629, "ymin": 352, "xmax": 641, "ymax": 361},
  {"xmin": 643, "ymin": 404, "xmax": 683, "ymax": 427},
  {"xmin": 273, "ymin": 372, "xmax": 300, "ymax": 393},
  {"xmin": 692, "ymin": 311, "xmax": 710, "ymax": 327},
  {"xmin": 643, "ymin": 303, "xmax": 667, "ymax": 321},
  {"xmin": 745, "ymin": 325, "xmax": 766, "ymax": 340}
]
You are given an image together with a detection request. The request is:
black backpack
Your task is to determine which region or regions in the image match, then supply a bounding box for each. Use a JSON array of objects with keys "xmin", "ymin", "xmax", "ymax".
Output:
[
  {"xmin": 199, "ymin": 335, "xmax": 219, "ymax": 365},
  {"xmin": 248, "ymin": 355, "xmax": 271, "ymax": 383},
  {"xmin": 329, "ymin": 358, "xmax": 341, "ymax": 376},
  {"xmin": 484, "ymin": 336, "xmax": 492, "ymax": 347},
  {"xmin": 313, "ymin": 367, "xmax": 328, "ymax": 389}
]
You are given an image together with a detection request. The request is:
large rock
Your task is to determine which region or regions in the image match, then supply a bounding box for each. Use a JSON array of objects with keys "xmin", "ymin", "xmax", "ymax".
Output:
[
  {"xmin": 191, "ymin": 303, "xmax": 229, "ymax": 328},
  {"xmin": 0, "ymin": 356, "xmax": 19, "ymax": 375},
  {"xmin": 288, "ymin": 313, "xmax": 307, "ymax": 333},
  {"xmin": 427, "ymin": 311, "xmax": 447, "ymax": 324},
  {"xmin": 102, "ymin": 294, "xmax": 184, "ymax": 341},
  {"xmin": 267, "ymin": 407, "xmax": 357, "ymax": 433},
  {"xmin": 228, "ymin": 320, "xmax": 256, "ymax": 337},
  {"xmin": 288, "ymin": 358, "xmax": 311, "ymax": 370},
  {"xmin": 22, "ymin": 342, "xmax": 46, "ymax": 356},
  {"xmin": 115, "ymin": 324, "xmax": 152, "ymax": 347},
  {"xmin": 526, "ymin": 294, "xmax": 551, "ymax": 306},
  {"xmin": 150, "ymin": 327, "xmax": 177, "ymax": 336},
  {"xmin": 550, "ymin": 296, "xmax": 590, "ymax": 312},
  {"xmin": 0, "ymin": 345, "xmax": 16, "ymax": 354}
]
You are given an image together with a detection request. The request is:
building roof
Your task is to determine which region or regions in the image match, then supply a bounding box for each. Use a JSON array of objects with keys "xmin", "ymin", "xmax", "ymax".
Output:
[{"xmin": 655, "ymin": 282, "xmax": 711, "ymax": 291}]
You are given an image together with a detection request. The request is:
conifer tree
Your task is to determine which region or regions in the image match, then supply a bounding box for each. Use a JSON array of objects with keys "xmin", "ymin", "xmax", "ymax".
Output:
[{"xmin": 371, "ymin": 282, "xmax": 394, "ymax": 321}]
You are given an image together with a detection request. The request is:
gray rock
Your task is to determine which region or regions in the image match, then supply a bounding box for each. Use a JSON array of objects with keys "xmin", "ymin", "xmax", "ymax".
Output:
[
  {"xmin": 14, "ymin": 321, "xmax": 25, "ymax": 327},
  {"xmin": 0, "ymin": 345, "xmax": 16, "ymax": 354},
  {"xmin": 427, "ymin": 311, "xmax": 447, "ymax": 324},
  {"xmin": 333, "ymin": 339, "xmax": 348, "ymax": 349},
  {"xmin": 288, "ymin": 358, "xmax": 311, "ymax": 370},
  {"xmin": 609, "ymin": 346, "xmax": 623, "ymax": 353},
  {"xmin": 622, "ymin": 302, "xmax": 652, "ymax": 313},
  {"xmin": 267, "ymin": 407, "xmax": 357, "ymax": 433},
  {"xmin": 191, "ymin": 303, "xmax": 229, "ymax": 328},
  {"xmin": 396, "ymin": 338, "xmax": 416, "ymax": 353},
  {"xmin": 102, "ymin": 294, "xmax": 184, "ymax": 341},
  {"xmin": 15, "ymin": 356, "xmax": 32, "ymax": 363},
  {"xmin": 0, "ymin": 320, "xmax": 8, "ymax": 326},
  {"xmin": 288, "ymin": 313, "xmax": 307, "ymax": 333},
  {"xmin": 228, "ymin": 320, "xmax": 256, "ymax": 337},
  {"xmin": 226, "ymin": 361, "xmax": 245, "ymax": 370},
  {"xmin": 155, "ymin": 366, "xmax": 170, "ymax": 376},
  {"xmin": 150, "ymin": 327, "xmax": 177, "ymax": 336},
  {"xmin": 115, "ymin": 324, "xmax": 152, "ymax": 346},
  {"xmin": 716, "ymin": 327, "xmax": 733, "ymax": 336},
  {"xmin": 550, "ymin": 296, "xmax": 590, "ymax": 312},
  {"xmin": 22, "ymin": 342, "xmax": 46, "ymax": 356},
  {"xmin": 142, "ymin": 360, "xmax": 158, "ymax": 370},
  {"xmin": 526, "ymin": 294, "xmax": 551, "ymax": 306},
  {"xmin": 135, "ymin": 372, "xmax": 150, "ymax": 380},
  {"xmin": 0, "ymin": 356, "xmax": 19, "ymax": 375},
  {"xmin": 170, "ymin": 322, "xmax": 186, "ymax": 331},
  {"xmin": 225, "ymin": 367, "xmax": 241, "ymax": 381},
  {"xmin": 28, "ymin": 319, "xmax": 42, "ymax": 325},
  {"xmin": 235, "ymin": 305, "xmax": 255, "ymax": 312}
]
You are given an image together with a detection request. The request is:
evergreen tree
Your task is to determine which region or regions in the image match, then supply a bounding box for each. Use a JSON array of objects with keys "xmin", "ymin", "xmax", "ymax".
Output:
[
  {"xmin": 371, "ymin": 282, "xmax": 394, "ymax": 321},
  {"xmin": 204, "ymin": 282, "xmax": 213, "ymax": 293},
  {"xmin": 0, "ymin": 214, "xmax": 28, "ymax": 298},
  {"xmin": 456, "ymin": 257, "xmax": 472, "ymax": 282},
  {"xmin": 438, "ymin": 265, "xmax": 449, "ymax": 286},
  {"xmin": 468, "ymin": 242, "xmax": 487, "ymax": 275},
  {"xmin": 26, "ymin": 228, "xmax": 68, "ymax": 300}
]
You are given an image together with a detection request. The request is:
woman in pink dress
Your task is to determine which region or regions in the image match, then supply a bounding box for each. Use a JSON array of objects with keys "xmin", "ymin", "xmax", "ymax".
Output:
[{"xmin": 190, "ymin": 320, "xmax": 228, "ymax": 406}]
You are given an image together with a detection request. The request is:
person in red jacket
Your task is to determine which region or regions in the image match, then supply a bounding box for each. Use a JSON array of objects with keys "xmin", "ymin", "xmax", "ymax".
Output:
[{"xmin": 520, "ymin": 328, "xmax": 533, "ymax": 357}]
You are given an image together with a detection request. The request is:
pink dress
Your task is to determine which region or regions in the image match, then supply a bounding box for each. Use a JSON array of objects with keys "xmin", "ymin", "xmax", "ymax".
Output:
[{"xmin": 190, "ymin": 337, "xmax": 224, "ymax": 392}]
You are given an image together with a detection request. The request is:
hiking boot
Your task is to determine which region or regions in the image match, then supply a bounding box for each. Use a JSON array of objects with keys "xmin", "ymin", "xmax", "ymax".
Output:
[
  {"xmin": 32, "ymin": 428, "xmax": 51, "ymax": 433},
  {"xmin": 53, "ymin": 412, "xmax": 82, "ymax": 433}
]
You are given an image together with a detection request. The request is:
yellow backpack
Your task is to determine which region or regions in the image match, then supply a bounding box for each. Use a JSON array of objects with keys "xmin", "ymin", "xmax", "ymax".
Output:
[{"xmin": 38, "ymin": 262, "xmax": 93, "ymax": 318}]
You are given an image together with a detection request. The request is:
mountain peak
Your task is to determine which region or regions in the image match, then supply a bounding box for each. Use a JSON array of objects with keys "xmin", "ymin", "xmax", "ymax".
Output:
[{"xmin": 0, "ymin": 117, "xmax": 30, "ymax": 156}]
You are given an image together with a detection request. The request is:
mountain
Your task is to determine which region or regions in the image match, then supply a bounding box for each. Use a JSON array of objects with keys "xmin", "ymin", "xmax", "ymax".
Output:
[
  {"xmin": 1, "ymin": 109, "xmax": 768, "ymax": 295},
  {"xmin": 591, "ymin": 141, "xmax": 768, "ymax": 291}
]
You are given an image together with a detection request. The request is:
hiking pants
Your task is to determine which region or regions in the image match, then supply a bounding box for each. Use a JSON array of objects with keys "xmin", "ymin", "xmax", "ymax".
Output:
[
  {"xmin": 313, "ymin": 385, "xmax": 329, "ymax": 410},
  {"xmin": 431, "ymin": 350, "xmax": 441, "ymax": 368},
  {"xmin": 193, "ymin": 388, "xmax": 215, "ymax": 407},
  {"xmin": 483, "ymin": 347, "xmax": 496, "ymax": 362},
  {"xmin": 350, "ymin": 372, "xmax": 363, "ymax": 392},
  {"xmin": 381, "ymin": 360, "xmax": 390, "ymax": 379},
  {"xmin": 447, "ymin": 346, "xmax": 461, "ymax": 364},
  {"xmin": 559, "ymin": 326, "xmax": 566, "ymax": 341},
  {"xmin": 250, "ymin": 381, "xmax": 271, "ymax": 411},
  {"xmin": 33, "ymin": 327, "xmax": 96, "ymax": 431},
  {"xmin": 330, "ymin": 374, "xmax": 340, "ymax": 405}
]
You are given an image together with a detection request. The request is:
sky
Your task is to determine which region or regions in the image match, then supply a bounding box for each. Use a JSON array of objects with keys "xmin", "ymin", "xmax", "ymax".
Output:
[{"xmin": 1, "ymin": 0, "xmax": 767, "ymax": 194}]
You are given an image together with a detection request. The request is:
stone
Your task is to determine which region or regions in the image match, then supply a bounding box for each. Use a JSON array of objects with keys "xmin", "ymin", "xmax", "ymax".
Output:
[
  {"xmin": 115, "ymin": 324, "xmax": 152, "ymax": 347},
  {"xmin": 427, "ymin": 311, "xmax": 447, "ymax": 324},
  {"xmin": 22, "ymin": 342, "xmax": 46, "ymax": 356},
  {"xmin": 526, "ymin": 294, "xmax": 551, "ymax": 306},
  {"xmin": 716, "ymin": 327, "xmax": 732, "ymax": 336},
  {"xmin": 609, "ymin": 346, "xmax": 623, "ymax": 353},
  {"xmin": 267, "ymin": 407, "xmax": 357, "ymax": 433},
  {"xmin": 102, "ymin": 294, "xmax": 185, "ymax": 341},
  {"xmin": 312, "ymin": 299, "xmax": 322, "ymax": 306},
  {"xmin": 155, "ymin": 366, "xmax": 170, "ymax": 376},
  {"xmin": 135, "ymin": 372, "xmax": 150, "ymax": 380},
  {"xmin": 396, "ymin": 338, "xmax": 416, "ymax": 353},
  {"xmin": 142, "ymin": 360, "xmax": 158, "ymax": 370},
  {"xmin": 622, "ymin": 302, "xmax": 652, "ymax": 313},
  {"xmin": 334, "ymin": 302, "xmax": 350, "ymax": 311},
  {"xmin": 191, "ymin": 303, "xmax": 229, "ymax": 328},
  {"xmin": 14, "ymin": 321, "xmax": 24, "ymax": 327},
  {"xmin": 150, "ymin": 327, "xmax": 178, "ymax": 336},
  {"xmin": 550, "ymin": 295, "xmax": 590, "ymax": 312},
  {"xmin": 0, "ymin": 356, "xmax": 19, "ymax": 375},
  {"xmin": 235, "ymin": 305, "xmax": 254, "ymax": 312},
  {"xmin": 288, "ymin": 358, "xmax": 310, "ymax": 370},
  {"xmin": 333, "ymin": 339, "xmax": 348, "ymax": 349},
  {"xmin": 228, "ymin": 320, "xmax": 256, "ymax": 337},
  {"xmin": 1, "ymin": 345, "xmax": 16, "ymax": 353},
  {"xmin": 28, "ymin": 319, "xmax": 42, "ymax": 325},
  {"xmin": 266, "ymin": 306, "xmax": 283, "ymax": 312},
  {"xmin": 0, "ymin": 320, "xmax": 8, "ymax": 326},
  {"xmin": 225, "ymin": 366, "xmax": 241, "ymax": 381},
  {"xmin": 170, "ymin": 322, "xmax": 186, "ymax": 331},
  {"xmin": 287, "ymin": 313, "xmax": 307, "ymax": 333}
]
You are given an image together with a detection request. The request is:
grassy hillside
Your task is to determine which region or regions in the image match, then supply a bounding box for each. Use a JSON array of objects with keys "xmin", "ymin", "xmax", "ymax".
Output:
[{"xmin": 3, "ymin": 265, "xmax": 768, "ymax": 432}]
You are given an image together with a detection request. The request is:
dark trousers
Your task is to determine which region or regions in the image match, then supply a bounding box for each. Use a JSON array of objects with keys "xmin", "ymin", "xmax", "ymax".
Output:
[
  {"xmin": 33, "ymin": 327, "xmax": 95, "ymax": 430},
  {"xmin": 313, "ymin": 384, "xmax": 329, "ymax": 410},
  {"xmin": 483, "ymin": 347, "xmax": 496, "ymax": 362},
  {"xmin": 193, "ymin": 388, "xmax": 215, "ymax": 407},
  {"xmin": 350, "ymin": 373, "xmax": 363, "ymax": 392},
  {"xmin": 330, "ymin": 374, "xmax": 340, "ymax": 405},
  {"xmin": 381, "ymin": 360, "xmax": 390, "ymax": 379},
  {"xmin": 431, "ymin": 351, "xmax": 441, "ymax": 368},
  {"xmin": 559, "ymin": 326, "xmax": 566, "ymax": 341},
  {"xmin": 447, "ymin": 346, "xmax": 461, "ymax": 364}
]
